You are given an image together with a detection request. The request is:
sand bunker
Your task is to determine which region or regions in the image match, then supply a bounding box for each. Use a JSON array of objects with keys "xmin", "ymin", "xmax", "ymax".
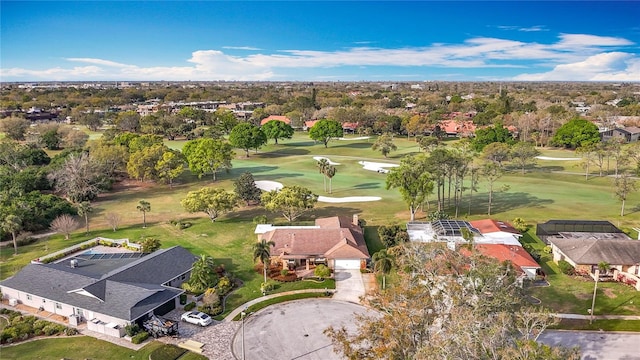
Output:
[
  {"xmin": 254, "ymin": 180, "xmax": 284, "ymax": 192},
  {"xmin": 358, "ymin": 160, "xmax": 399, "ymax": 173},
  {"xmin": 255, "ymin": 180, "xmax": 380, "ymax": 203},
  {"xmin": 312, "ymin": 156, "xmax": 341, "ymax": 165},
  {"xmin": 536, "ymin": 156, "xmax": 581, "ymax": 161},
  {"xmin": 338, "ymin": 136, "xmax": 370, "ymax": 141},
  {"xmin": 318, "ymin": 195, "xmax": 381, "ymax": 203}
]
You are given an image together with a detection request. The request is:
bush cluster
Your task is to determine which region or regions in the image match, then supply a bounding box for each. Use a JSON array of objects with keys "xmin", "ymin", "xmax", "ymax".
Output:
[
  {"xmin": 124, "ymin": 323, "xmax": 141, "ymax": 337},
  {"xmin": 558, "ymin": 260, "xmax": 575, "ymax": 275},
  {"xmin": 0, "ymin": 311, "xmax": 73, "ymax": 344},
  {"xmin": 184, "ymin": 302, "xmax": 196, "ymax": 311},
  {"xmin": 131, "ymin": 331, "xmax": 150, "ymax": 344},
  {"xmin": 169, "ymin": 219, "xmax": 192, "ymax": 229}
]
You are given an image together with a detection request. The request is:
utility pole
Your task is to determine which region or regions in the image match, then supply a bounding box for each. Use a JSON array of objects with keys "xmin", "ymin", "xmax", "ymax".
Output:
[{"xmin": 590, "ymin": 269, "xmax": 600, "ymax": 324}]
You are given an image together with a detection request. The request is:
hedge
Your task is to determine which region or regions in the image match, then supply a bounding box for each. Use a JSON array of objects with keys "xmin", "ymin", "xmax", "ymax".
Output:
[{"xmin": 131, "ymin": 331, "xmax": 149, "ymax": 344}]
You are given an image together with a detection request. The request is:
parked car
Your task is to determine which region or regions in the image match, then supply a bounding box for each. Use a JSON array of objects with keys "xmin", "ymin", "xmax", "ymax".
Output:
[{"xmin": 181, "ymin": 311, "xmax": 213, "ymax": 326}]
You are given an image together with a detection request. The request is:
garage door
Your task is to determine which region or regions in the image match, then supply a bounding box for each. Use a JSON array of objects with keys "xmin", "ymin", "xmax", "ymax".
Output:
[{"xmin": 334, "ymin": 259, "xmax": 361, "ymax": 270}]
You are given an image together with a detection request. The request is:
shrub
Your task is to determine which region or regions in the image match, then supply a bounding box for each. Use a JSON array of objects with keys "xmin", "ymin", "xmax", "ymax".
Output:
[
  {"xmin": 47, "ymin": 324, "xmax": 65, "ymax": 336},
  {"xmin": 280, "ymin": 269, "xmax": 289, "ymax": 276},
  {"xmin": 512, "ymin": 217, "xmax": 528, "ymax": 232},
  {"xmin": 184, "ymin": 302, "xmax": 196, "ymax": 311},
  {"xmin": 33, "ymin": 320, "xmax": 49, "ymax": 334},
  {"xmin": 543, "ymin": 245, "xmax": 552, "ymax": 254},
  {"xmin": 253, "ymin": 215, "xmax": 268, "ymax": 224},
  {"xmin": 216, "ymin": 276, "xmax": 233, "ymax": 296},
  {"xmin": 124, "ymin": 323, "xmax": 141, "ymax": 337},
  {"xmin": 197, "ymin": 304, "xmax": 222, "ymax": 316},
  {"xmin": 140, "ymin": 237, "xmax": 161, "ymax": 253},
  {"xmin": 131, "ymin": 331, "xmax": 150, "ymax": 344},
  {"xmin": 1, "ymin": 327, "xmax": 18, "ymax": 343},
  {"xmin": 558, "ymin": 260, "xmax": 575, "ymax": 275},
  {"xmin": 314, "ymin": 264, "xmax": 331, "ymax": 279},
  {"xmin": 64, "ymin": 327, "xmax": 79, "ymax": 336},
  {"xmin": 179, "ymin": 293, "xmax": 187, "ymax": 305},
  {"xmin": 261, "ymin": 280, "xmax": 276, "ymax": 294}
]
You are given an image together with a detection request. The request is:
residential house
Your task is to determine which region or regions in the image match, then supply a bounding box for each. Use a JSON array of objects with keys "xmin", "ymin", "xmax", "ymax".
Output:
[
  {"xmin": 407, "ymin": 219, "xmax": 522, "ymax": 247},
  {"xmin": 0, "ymin": 246, "xmax": 197, "ymax": 337},
  {"xmin": 547, "ymin": 232, "xmax": 640, "ymax": 290},
  {"xmin": 255, "ymin": 215, "xmax": 370, "ymax": 270},
  {"xmin": 474, "ymin": 244, "xmax": 541, "ymax": 281},
  {"xmin": 469, "ymin": 219, "xmax": 522, "ymax": 245},
  {"xmin": 437, "ymin": 119, "xmax": 477, "ymax": 138},
  {"xmin": 612, "ymin": 127, "xmax": 640, "ymax": 143}
]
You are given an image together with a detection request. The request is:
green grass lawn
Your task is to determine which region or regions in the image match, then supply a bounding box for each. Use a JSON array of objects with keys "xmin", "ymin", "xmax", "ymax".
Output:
[
  {"xmin": 0, "ymin": 337, "xmax": 167, "ymax": 360},
  {"xmin": 3, "ymin": 133, "xmax": 640, "ymax": 357},
  {"xmin": 521, "ymin": 231, "xmax": 640, "ymax": 316}
]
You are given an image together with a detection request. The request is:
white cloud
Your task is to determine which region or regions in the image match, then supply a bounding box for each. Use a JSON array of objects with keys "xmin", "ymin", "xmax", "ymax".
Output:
[
  {"xmin": 66, "ymin": 58, "xmax": 132, "ymax": 68},
  {"xmin": 221, "ymin": 46, "xmax": 262, "ymax": 51},
  {"xmin": 513, "ymin": 52, "xmax": 640, "ymax": 81},
  {"xmin": 1, "ymin": 33, "xmax": 637, "ymax": 81},
  {"xmin": 498, "ymin": 25, "xmax": 547, "ymax": 32}
]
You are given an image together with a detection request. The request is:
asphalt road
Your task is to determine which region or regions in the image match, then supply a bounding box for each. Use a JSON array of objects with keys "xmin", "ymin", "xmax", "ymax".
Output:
[
  {"xmin": 538, "ymin": 330, "xmax": 640, "ymax": 360},
  {"xmin": 232, "ymin": 299, "xmax": 372, "ymax": 360}
]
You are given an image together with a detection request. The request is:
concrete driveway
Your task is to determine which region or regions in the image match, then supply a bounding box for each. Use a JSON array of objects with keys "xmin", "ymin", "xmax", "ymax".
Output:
[
  {"xmin": 232, "ymin": 298, "xmax": 371, "ymax": 360},
  {"xmin": 332, "ymin": 270, "xmax": 365, "ymax": 303},
  {"xmin": 538, "ymin": 330, "xmax": 640, "ymax": 360}
]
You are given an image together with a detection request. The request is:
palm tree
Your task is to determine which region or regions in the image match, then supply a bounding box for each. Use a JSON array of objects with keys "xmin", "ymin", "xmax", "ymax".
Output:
[
  {"xmin": 137, "ymin": 200, "xmax": 151, "ymax": 228},
  {"xmin": 372, "ymin": 249, "xmax": 393, "ymax": 290},
  {"xmin": 325, "ymin": 165, "xmax": 336, "ymax": 194},
  {"xmin": 317, "ymin": 159, "xmax": 329, "ymax": 191},
  {"xmin": 253, "ymin": 239, "xmax": 275, "ymax": 284},
  {"xmin": 77, "ymin": 201, "xmax": 92, "ymax": 235},
  {"xmin": 1, "ymin": 214, "xmax": 22, "ymax": 255},
  {"xmin": 190, "ymin": 254, "xmax": 217, "ymax": 292}
]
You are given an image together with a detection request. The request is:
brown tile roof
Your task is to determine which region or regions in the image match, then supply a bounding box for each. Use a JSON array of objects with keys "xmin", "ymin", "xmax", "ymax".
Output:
[{"xmin": 260, "ymin": 216, "xmax": 370, "ymax": 260}]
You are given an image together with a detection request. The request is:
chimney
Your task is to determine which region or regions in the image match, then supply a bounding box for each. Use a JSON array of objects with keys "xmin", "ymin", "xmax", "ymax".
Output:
[{"xmin": 353, "ymin": 214, "xmax": 359, "ymax": 226}]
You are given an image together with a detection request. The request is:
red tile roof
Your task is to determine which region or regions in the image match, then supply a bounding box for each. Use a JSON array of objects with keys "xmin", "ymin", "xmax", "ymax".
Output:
[
  {"xmin": 474, "ymin": 244, "xmax": 540, "ymax": 274},
  {"xmin": 260, "ymin": 115, "xmax": 291, "ymax": 126},
  {"xmin": 438, "ymin": 120, "xmax": 477, "ymax": 135},
  {"xmin": 469, "ymin": 219, "xmax": 520, "ymax": 235}
]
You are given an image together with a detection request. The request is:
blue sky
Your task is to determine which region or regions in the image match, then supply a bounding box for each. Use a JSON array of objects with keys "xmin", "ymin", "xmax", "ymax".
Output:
[{"xmin": 1, "ymin": 1, "xmax": 639, "ymax": 82}]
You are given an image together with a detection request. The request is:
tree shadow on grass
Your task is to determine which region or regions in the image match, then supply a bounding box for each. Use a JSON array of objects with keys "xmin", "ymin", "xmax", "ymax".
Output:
[
  {"xmin": 229, "ymin": 166, "xmax": 279, "ymax": 176},
  {"xmin": 353, "ymin": 182, "xmax": 382, "ymax": 190},
  {"xmin": 333, "ymin": 142, "xmax": 374, "ymax": 150},
  {"xmin": 475, "ymin": 191, "xmax": 554, "ymax": 214},
  {"xmin": 537, "ymin": 165, "xmax": 568, "ymax": 172},
  {"xmin": 259, "ymin": 148, "xmax": 310, "ymax": 158},
  {"xmin": 311, "ymin": 205, "xmax": 363, "ymax": 219}
]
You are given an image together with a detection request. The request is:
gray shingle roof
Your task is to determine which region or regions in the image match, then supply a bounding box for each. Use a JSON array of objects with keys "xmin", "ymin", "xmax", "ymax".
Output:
[
  {"xmin": 550, "ymin": 238, "xmax": 640, "ymax": 265},
  {"xmin": 0, "ymin": 246, "xmax": 196, "ymax": 321}
]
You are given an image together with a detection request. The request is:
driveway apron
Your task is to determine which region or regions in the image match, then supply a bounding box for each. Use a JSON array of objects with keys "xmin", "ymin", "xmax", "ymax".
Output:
[{"xmin": 333, "ymin": 269, "xmax": 365, "ymax": 303}]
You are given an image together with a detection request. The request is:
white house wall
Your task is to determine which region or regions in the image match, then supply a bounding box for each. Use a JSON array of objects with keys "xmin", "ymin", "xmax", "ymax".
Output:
[{"xmin": 1, "ymin": 286, "xmax": 129, "ymax": 331}]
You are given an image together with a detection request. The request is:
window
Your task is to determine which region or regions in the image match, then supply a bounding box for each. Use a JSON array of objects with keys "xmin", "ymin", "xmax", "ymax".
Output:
[
  {"xmin": 55, "ymin": 303, "xmax": 62, "ymax": 310},
  {"xmin": 26, "ymin": 294, "xmax": 32, "ymax": 301}
]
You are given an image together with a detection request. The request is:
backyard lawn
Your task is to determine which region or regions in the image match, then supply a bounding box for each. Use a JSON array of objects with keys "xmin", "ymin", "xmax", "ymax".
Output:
[{"xmin": 0, "ymin": 337, "xmax": 207, "ymax": 360}]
